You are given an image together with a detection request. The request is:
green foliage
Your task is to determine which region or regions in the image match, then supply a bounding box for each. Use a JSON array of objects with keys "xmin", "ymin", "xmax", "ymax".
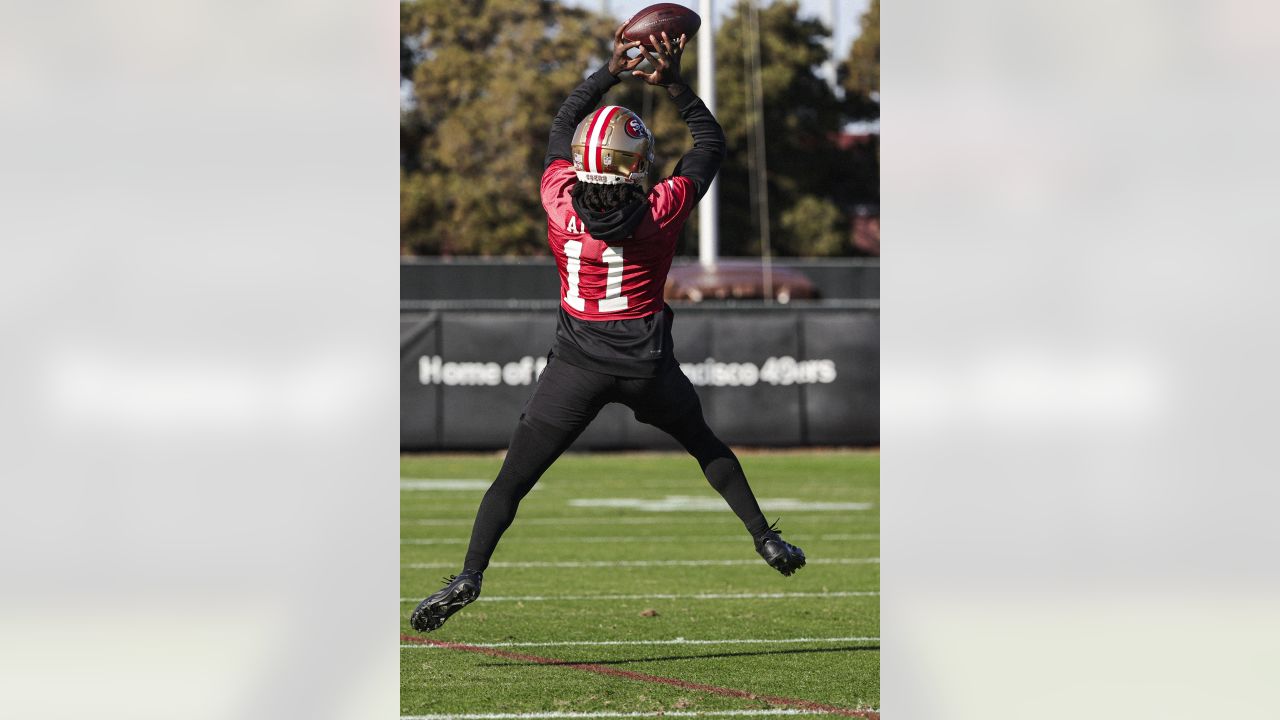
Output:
[
  {"xmin": 780, "ymin": 195, "xmax": 847, "ymax": 256},
  {"xmin": 706, "ymin": 0, "xmax": 856, "ymax": 257},
  {"xmin": 400, "ymin": 0, "xmax": 879, "ymax": 257},
  {"xmin": 840, "ymin": 0, "xmax": 880, "ymax": 120},
  {"xmin": 400, "ymin": 0, "xmax": 614, "ymax": 255}
]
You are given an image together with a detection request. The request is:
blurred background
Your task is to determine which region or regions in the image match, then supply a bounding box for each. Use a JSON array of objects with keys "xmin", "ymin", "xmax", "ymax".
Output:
[
  {"xmin": 400, "ymin": 0, "xmax": 878, "ymax": 258},
  {"xmin": 399, "ymin": 0, "xmax": 881, "ymax": 450},
  {"xmin": 4, "ymin": 0, "xmax": 1278, "ymax": 716}
]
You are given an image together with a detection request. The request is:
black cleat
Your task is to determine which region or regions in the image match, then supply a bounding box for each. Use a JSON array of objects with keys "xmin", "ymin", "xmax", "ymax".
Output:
[
  {"xmin": 754, "ymin": 522, "xmax": 806, "ymax": 576},
  {"xmin": 410, "ymin": 570, "xmax": 483, "ymax": 633}
]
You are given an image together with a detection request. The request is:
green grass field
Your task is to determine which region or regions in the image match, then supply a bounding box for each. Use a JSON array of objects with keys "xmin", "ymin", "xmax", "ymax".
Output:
[{"xmin": 400, "ymin": 450, "xmax": 880, "ymax": 719}]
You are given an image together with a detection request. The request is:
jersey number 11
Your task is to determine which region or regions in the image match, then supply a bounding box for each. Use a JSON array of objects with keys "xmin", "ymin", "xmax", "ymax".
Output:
[{"xmin": 564, "ymin": 240, "xmax": 629, "ymax": 313}]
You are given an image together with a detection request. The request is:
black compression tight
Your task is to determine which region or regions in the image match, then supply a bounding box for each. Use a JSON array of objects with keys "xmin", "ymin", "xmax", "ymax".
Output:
[
  {"xmin": 461, "ymin": 413, "xmax": 769, "ymax": 573},
  {"xmin": 462, "ymin": 414, "xmax": 582, "ymax": 572},
  {"xmin": 664, "ymin": 415, "xmax": 771, "ymax": 540}
]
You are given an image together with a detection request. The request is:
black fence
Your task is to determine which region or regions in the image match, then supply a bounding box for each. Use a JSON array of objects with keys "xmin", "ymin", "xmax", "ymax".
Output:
[
  {"xmin": 402, "ymin": 256, "xmax": 879, "ymax": 301},
  {"xmin": 401, "ymin": 301, "xmax": 879, "ymax": 450}
]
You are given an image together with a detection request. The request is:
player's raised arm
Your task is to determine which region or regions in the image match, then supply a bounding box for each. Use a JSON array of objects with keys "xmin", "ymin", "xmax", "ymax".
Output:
[
  {"xmin": 633, "ymin": 32, "xmax": 726, "ymax": 200},
  {"xmin": 544, "ymin": 26, "xmax": 644, "ymax": 169}
]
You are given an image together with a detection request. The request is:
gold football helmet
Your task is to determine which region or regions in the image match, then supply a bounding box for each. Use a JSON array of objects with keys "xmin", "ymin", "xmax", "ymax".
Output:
[{"xmin": 571, "ymin": 105, "xmax": 654, "ymax": 185}]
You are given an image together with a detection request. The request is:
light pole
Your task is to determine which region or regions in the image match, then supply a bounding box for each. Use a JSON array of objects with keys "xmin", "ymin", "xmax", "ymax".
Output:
[{"xmin": 697, "ymin": 0, "xmax": 718, "ymax": 269}]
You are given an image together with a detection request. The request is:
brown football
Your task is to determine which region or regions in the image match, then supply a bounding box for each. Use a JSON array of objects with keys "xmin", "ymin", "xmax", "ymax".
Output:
[{"xmin": 621, "ymin": 3, "xmax": 701, "ymax": 51}]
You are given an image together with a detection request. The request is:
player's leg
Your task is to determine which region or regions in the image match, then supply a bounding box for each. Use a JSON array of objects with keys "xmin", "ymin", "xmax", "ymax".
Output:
[
  {"xmin": 461, "ymin": 411, "xmax": 592, "ymax": 573},
  {"xmin": 623, "ymin": 367, "xmax": 806, "ymax": 576},
  {"xmin": 410, "ymin": 356, "xmax": 611, "ymax": 632}
]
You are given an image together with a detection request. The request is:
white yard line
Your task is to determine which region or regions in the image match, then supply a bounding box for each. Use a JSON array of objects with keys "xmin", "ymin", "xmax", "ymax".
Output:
[
  {"xmin": 401, "ymin": 710, "xmax": 836, "ymax": 719},
  {"xmin": 401, "ymin": 479, "xmax": 544, "ymax": 492},
  {"xmin": 404, "ymin": 557, "xmax": 878, "ymax": 569},
  {"xmin": 401, "ymin": 635, "xmax": 879, "ymax": 649},
  {"xmin": 569, "ymin": 496, "xmax": 873, "ymax": 512},
  {"xmin": 402, "ymin": 534, "xmax": 878, "ymax": 545},
  {"xmin": 401, "ymin": 479, "xmax": 491, "ymax": 490},
  {"xmin": 403, "ymin": 517, "xmax": 745, "ymax": 526},
  {"xmin": 398, "ymin": 591, "xmax": 878, "ymax": 603}
]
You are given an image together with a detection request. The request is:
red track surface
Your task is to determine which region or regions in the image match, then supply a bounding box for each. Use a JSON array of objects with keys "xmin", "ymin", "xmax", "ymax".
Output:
[{"xmin": 402, "ymin": 633, "xmax": 879, "ymax": 718}]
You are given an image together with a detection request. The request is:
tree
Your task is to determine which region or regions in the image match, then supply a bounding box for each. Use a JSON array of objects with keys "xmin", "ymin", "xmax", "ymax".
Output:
[
  {"xmin": 400, "ymin": 0, "xmax": 616, "ymax": 255},
  {"xmin": 840, "ymin": 0, "xmax": 880, "ymax": 121},
  {"xmin": 835, "ymin": 0, "xmax": 880, "ymax": 257},
  {"xmin": 703, "ymin": 0, "xmax": 853, "ymax": 257},
  {"xmin": 400, "ymin": 0, "xmax": 878, "ymax": 257}
]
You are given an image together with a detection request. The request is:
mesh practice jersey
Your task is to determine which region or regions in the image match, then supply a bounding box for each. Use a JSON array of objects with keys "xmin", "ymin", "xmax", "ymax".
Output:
[
  {"xmin": 540, "ymin": 159, "xmax": 696, "ymax": 321},
  {"xmin": 537, "ymin": 66, "xmax": 725, "ymax": 377}
]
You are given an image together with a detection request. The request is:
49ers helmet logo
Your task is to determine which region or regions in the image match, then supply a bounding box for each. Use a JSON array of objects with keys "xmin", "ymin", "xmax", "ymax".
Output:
[{"xmin": 624, "ymin": 115, "xmax": 648, "ymax": 139}]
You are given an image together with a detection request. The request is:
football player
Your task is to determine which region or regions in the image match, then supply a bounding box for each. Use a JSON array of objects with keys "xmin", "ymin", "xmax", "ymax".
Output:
[{"xmin": 410, "ymin": 27, "xmax": 805, "ymax": 634}]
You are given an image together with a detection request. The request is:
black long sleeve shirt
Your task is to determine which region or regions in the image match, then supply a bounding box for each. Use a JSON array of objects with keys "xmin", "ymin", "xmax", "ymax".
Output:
[
  {"xmin": 544, "ymin": 65, "xmax": 726, "ymax": 196},
  {"xmin": 542, "ymin": 65, "xmax": 727, "ymax": 377}
]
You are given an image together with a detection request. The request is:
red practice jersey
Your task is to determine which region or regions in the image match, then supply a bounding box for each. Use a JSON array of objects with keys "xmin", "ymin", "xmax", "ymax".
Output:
[{"xmin": 540, "ymin": 159, "xmax": 696, "ymax": 321}]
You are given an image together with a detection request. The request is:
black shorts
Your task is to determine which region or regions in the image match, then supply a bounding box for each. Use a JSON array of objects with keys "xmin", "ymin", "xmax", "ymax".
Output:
[{"xmin": 522, "ymin": 353, "xmax": 705, "ymax": 436}]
